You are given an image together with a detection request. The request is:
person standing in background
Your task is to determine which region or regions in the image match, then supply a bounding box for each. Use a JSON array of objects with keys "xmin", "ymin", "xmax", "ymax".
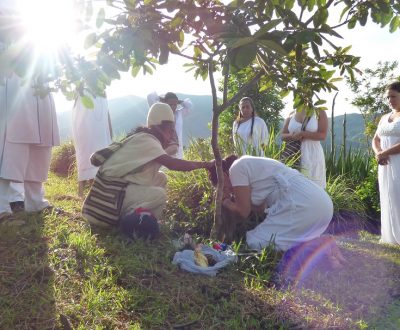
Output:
[
  {"xmin": 72, "ymin": 94, "xmax": 113, "ymax": 197},
  {"xmin": 0, "ymin": 74, "xmax": 60, "ymax": 221},
  {"xmin": 232, "ymin": 97, "xmax": 269, "ymax": 157},
  {"xmin": 147, "ymin": 91, "xmax": 192, "ymax": 159},
  {"xmin": 281, "ymin": 109, "xmax": 328, "ymax": 188},
  {"xmin": 372, "ymin": 81, "xmax": 400, "ymax": 245}
]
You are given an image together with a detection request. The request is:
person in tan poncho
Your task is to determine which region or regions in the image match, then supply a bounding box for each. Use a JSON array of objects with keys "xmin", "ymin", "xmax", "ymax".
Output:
[{"xmin": 82, "ymin": 103, "xmax": 212, "ymax": 238}]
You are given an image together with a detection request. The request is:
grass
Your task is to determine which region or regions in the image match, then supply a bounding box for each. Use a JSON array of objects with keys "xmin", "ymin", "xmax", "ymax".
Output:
[{"xmin": 1, "ymin": 173, "xmax": 400, "ymax": 329}]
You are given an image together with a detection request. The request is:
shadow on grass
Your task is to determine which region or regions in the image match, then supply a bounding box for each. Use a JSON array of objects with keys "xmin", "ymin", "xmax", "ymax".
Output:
[
  {"xmin": 89, "ymin": 224, "xmax": 360, "ymax": 329},
  {"xmin": 283, "ymin": 234, "xmax": 400, "ymax": 328},
  {"xmin": 0, "ymin": 212, "xmax": 56, "ymax": 329}
]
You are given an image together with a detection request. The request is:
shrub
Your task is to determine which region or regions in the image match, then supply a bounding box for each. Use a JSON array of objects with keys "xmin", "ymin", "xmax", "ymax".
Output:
[
  {"xmin": 50, "ymin": 141, "xmax": 76, "ymax": 177},
  {"xmin": 165, "ymin": 138, "xmax": 215, "ymax": 236}
]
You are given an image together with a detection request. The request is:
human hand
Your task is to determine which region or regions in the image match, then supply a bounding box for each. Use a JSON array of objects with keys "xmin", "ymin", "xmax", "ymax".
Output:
[
  {"xmin": 376, "ymin": 151, "xmax": 389, "ymax": 165},
  {"xmin": 291, "ymin": 132, "xmax": 303, "ymax": 141},
  {"xmin": 202, "ymin": 160, "xmax": 215, "ymax": 170}
]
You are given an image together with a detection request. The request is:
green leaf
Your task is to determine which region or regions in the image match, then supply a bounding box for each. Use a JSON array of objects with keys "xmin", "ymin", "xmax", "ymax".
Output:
[
  {"xmin": 307, "ymin": 0, "xmax": 315, "ymax": 12},
  {"xmin": 84, "ymin": 33, "xmax": 97, "ymax": 49},
  {"xmin": 253, "ymin": 19, "xmax": 282, "ymax": 37},
  {"xmin": 81, "ymin": 95, "xmax": 94, "ymax": 109},
  {"xmin": 359, "ymin": 10, "xmax": 368, "ymax": 26},
  {"xmin": 295, "ymin": 30, "xmax": 315, "ymax": 44},
  {"xmin": 311, "ymin": 42, "xmax": 320, "ymax": 61},
  {"xmin": 347, "ymin": 17, "xmax": 357, "ymax": 29},
  {"xmin": 258, "ymin": 40, "xmax": 288, "ymax": 55},
  {"xmin": 285, "ymin": 0, "xmax": 295, "ymax": 9},
  {"xmin": 313, "ymin": 8, "xmax": 328, "ymax": 28},
  {"xmin": 314, "ymin": 99, "xmax": 326, "ymax": 106},
  {"xmin": 389, "ymin": 16, "xmax": 400, "ymax": 32},
  {"xmin": 329, "ymin": 77, "xmax": 343, "ymax": 83},
  {"xmin": 230, "ymin": 43, "xmax": 257, "ymax": 69},
  {"xmin": 96, "ymin": 8, "xmax": 105, "ymax": 29},
  {"xmin": 228, "ymin": 37, "xmax": 255, "ymax": 49}
]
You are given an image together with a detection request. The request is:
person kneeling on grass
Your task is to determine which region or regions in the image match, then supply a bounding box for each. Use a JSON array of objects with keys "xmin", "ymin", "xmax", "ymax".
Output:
[
  {"xmin": 209, "ymin": 155, "xmax": 346, "ymax": 268},
  {"xmin": 82, "ymin": 102, "xmax": 213, "ymax": 239}
]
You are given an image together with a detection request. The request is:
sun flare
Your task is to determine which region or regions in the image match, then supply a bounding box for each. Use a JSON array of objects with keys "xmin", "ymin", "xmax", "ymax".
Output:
[{"xmin": 17, "ymin": 0, "xmax": 76, "ymax": 54}]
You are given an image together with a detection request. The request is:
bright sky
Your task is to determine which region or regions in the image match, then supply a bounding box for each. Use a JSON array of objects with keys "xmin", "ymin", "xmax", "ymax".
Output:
[{"xmin": 11, "ymin": 0, "xmax": 398, "ymax": 116}]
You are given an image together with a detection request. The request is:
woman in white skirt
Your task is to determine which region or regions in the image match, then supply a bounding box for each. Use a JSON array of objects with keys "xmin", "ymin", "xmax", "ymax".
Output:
[{"xmin": 216, "ymin": 155, "xmax": 333, "ymax": 252}]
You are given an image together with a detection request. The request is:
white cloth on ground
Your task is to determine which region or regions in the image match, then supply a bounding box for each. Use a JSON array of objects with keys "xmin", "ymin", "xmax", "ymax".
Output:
[
  {"xmin": 287, "ymin": 114, "xmax": 326, "ymax": 188},
  {"xmin": 376, "ymin": 113, "xmax": 400, "ymax": 244},
  {"xmin": 72, "ymin": 96, "xmax": 112, "ymax": 181},
  {"xmin": 229, "ymin": 156, "xmax": 333, "ymax": 251},
  {"xmin": 233, "ymin": 117, "xmax": 269, "ymax": 156}
]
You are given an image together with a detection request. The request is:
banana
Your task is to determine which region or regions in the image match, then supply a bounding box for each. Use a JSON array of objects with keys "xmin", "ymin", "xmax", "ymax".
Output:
[{"xmin": 194, "ymin": 247, "xmax": 209, "ymax": 267}]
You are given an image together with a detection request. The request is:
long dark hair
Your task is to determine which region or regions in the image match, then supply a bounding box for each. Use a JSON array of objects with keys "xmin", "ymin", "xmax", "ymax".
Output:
[
  {"xmin": 235, "ymin": 97, "xmax": 256, "ymax": 137},
  {"xmin": 208, "ymin": 155, "xmax": 238, "ymax": 186},
  {"xmin": 388, "ymin": 81, "xmax": 400, "ymax": 93}
]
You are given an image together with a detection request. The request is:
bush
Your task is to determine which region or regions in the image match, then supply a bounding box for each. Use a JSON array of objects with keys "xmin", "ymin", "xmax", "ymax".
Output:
[
  {"xmin": 50, "ymin": 141, "xmax": 76, "ymax": 177},
  {"xmin": 165, "ymin": 138, "xmax": 215, "ymax": 236}
]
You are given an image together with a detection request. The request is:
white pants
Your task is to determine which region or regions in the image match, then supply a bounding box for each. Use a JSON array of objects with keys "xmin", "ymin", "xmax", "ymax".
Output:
[
  {"xmin": 9, "ymin": 182, "xmax": 25, "ymax": 202},
  {"xmin": 0, "ymin": 180, "xmax": 49, "ymax": 213}
]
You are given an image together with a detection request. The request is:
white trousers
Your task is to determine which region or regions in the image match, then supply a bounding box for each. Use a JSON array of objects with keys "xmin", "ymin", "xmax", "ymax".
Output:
[{"xmin": 0, "ymin": 179, "xmax": 49, "ymax": 213}]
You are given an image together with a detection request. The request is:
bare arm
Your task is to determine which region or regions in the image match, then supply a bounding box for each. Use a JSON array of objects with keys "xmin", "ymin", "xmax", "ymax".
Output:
[
  {"xmin": 155, "ymin": 154, "xmax": 213, "ymax": 171},
  {"xmin": 222, "ymin": 185, "xmax": 252, "ymax": 219},
  {"xmin": 280, "ymin": 114, "xmax": 295, "ymax": 141}
]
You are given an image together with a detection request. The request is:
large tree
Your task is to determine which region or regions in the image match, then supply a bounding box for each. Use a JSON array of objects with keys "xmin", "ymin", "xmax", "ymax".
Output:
[
  {"xmin": 1, "ymin": 0, "xmax": 399, "ymax": 237},
  {"xmin": 346, "ymin": 60, "xmax": 400, "ymax": 142}
]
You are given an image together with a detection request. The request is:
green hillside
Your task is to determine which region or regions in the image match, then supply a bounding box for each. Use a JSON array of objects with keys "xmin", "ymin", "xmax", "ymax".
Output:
[
  {"xmin": 57, "ymin": 95, "xmax": 366, "ymax": 150},
  {"xmin": 57, "ymin": 94, "xmax": 213, "ymax": 145}
]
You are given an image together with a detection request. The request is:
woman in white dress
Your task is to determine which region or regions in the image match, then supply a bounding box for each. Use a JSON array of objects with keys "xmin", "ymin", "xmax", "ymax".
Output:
[
  {"xmin": 217, "ymin": 155, "xmax": 334, "ymax": 252},
  {"xmin": 72, "ymin": 95, "xmax": 113, "ymax": 197},
  {"xmin": 232, "ymin": 97, "xmax": 269, "ymax": 157},
  {"xmin": 372, "ymin": 81, "xmax": 400, "ymax": 245},
  {"xmin": 281, "ymin": 110, "xmax": 328, "ymax": 188}
]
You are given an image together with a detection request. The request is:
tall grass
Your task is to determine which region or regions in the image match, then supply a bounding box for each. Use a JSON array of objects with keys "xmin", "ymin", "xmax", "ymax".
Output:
[{"xmin": 325, "ymin": 146, "xmax": 372, "ymax": 185}]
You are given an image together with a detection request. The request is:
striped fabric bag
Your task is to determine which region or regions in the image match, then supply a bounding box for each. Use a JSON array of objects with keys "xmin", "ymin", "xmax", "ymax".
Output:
[
  {"xmin": 82, "ymin": 173, "xmax": 128, "ymax": 227},
  {"xmin": 90, "ymin": 134, "xmax": 135, "ymax": 167}
]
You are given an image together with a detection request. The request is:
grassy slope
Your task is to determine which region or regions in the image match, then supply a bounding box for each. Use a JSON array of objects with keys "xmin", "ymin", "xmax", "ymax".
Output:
[{"xmin": 1, "ymin": 173, "xmax": 400, "ymax": 329}]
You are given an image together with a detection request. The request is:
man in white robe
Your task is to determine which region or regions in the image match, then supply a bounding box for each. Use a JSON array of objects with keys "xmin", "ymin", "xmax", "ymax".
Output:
[{"xmin": 0, "ymin": 75, "xmax": 60, "ymax": 220}]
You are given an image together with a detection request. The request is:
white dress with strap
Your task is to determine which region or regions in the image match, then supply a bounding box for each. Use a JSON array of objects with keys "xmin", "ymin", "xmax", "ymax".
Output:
[{"xmin": 287, "ymin": 115, "xmax": 326, "ymax": 188}]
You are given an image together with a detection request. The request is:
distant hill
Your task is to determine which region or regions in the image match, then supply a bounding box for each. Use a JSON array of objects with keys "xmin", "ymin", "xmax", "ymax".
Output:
[
  {"xmin": 57, "ymin": 94, "xmax": 213, "ymax": 145},
  {"xmin": 57, "ymin": 95, "xmax": 366, "ymax": 150}
]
